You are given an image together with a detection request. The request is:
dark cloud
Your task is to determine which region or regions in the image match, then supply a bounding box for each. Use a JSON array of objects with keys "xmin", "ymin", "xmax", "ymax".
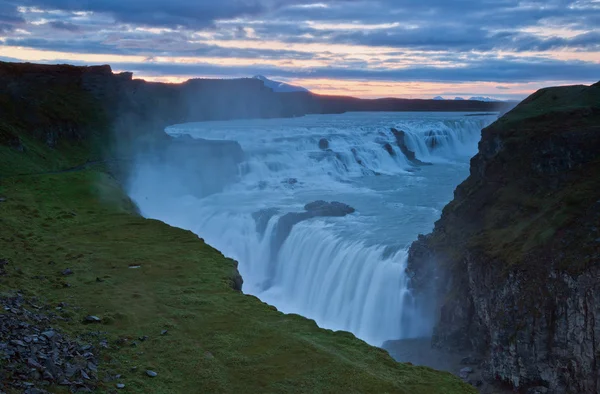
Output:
[
  {"xmin": 0, "ymin": 0, "xmax": 598, "ymax": 87},
  {"xmin": 3, "ymin": 36, "xmax": 316, "ymax": 59},
  {"xmin": 8, "ymin": 0, "xmax": 357, "ymax": 28},
  {"xmin": 105, "ymin": 56, "xmax": 600, "ymax": 83},
  {"xmin": 48, "ymin": 20, "xmax": 81, "ymax": 31},
  {"xmin": 318, "ymin": 27, "xmax": 600, "ymax": 52},
  {"xmin": 0, "ymin": 0, "xmax": 24, "ymax": 31}
]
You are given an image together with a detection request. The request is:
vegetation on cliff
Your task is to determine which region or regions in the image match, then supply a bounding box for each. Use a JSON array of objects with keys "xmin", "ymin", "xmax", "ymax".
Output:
[
  {"xmin": 430, "ymin": 81, "xmax": 600, "ymax": 271},
  {"xmin": 407, "ymin": 81, "xmax": 600, "ymax": 392},
  {"xmin": 0, "ymin": 61, "xmax": 475, "ymax": 393}
]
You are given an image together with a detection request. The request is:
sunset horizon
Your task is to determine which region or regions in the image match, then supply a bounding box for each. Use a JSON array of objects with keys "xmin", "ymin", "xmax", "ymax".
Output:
[{"xmin": 1, "ymin": 1, "xmax": 598, "ymax": 100}]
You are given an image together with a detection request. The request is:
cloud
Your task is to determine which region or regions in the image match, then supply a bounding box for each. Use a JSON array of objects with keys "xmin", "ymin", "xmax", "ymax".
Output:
[
  {"xmin": 47, "ymin": 20, "xmax": 81, "ymax": 31},
  {"xmin": 0, "ymin": 0, "xmax": 598, "ymax": 95},
  {"xmin": 9, "ymin": 0, "xmax": 358, "ymax": 28},
  {"xmin": 102, "ymin": 56, "xmax": 599, "ymax": 84},
  {"xmin": 496, "ymin": 86, "xmax": 511, "ymax": 90}
]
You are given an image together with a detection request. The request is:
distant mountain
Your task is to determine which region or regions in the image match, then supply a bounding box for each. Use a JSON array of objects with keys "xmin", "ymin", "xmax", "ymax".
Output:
[
  {"xmin": 253, "ymin": 75, "xmax": 309, "ymax": 93},
  {"xmin": 433, "ymin": 95, "xmax": 505, "ymax": 102},
  {"xmin": 469, "ymin": 96, "xmax": 502, "ymax": 102}
]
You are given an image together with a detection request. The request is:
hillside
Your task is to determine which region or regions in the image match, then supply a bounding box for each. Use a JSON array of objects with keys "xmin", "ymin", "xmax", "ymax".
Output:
[
  {"xmin": 0, "ymin": 61, "xmax": 475, "ymax": 393},
  {"xmin": 406, "ymin": 82, "xmax": 600, "ymax": 392}
]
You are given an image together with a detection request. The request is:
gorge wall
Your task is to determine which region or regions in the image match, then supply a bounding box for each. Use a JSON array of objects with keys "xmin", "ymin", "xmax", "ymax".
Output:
[{"xmin": 407, "ymin": 82, "xmax": 600, "ymax": 393}]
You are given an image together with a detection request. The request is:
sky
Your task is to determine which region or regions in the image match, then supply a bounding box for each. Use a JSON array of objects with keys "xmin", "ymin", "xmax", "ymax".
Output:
[{"xmin": 0, "ymin": 0, "xmax": 598, "ymax": 99}]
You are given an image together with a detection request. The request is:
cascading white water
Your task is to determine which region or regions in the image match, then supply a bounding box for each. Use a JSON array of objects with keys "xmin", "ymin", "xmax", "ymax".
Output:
[{"xmin": 127, "ymin": 111, "xmax": 496, "ymax": 346}]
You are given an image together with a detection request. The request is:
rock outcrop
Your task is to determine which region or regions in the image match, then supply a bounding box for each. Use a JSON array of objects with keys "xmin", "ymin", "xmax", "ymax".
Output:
[
  {"xmin": 406, "ymin": 82, "xmax": 600, "ymax": 393},
  {"xmin": 391, "ymin": 128, "xmax": 431, "ymax": 166},
  {"xmin": 262, "ymin": 201, "xmax": 355, "ymax": 289}
]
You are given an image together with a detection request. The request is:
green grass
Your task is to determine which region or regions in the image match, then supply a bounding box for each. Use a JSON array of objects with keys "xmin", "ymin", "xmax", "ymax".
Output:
[{"xmin": 0, "ymin": 170, "xmax": 473, "ymax": 394}]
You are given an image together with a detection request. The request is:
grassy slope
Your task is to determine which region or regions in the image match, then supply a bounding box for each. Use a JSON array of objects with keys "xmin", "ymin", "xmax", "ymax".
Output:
[
  {"xmin": 0, "ymin": 90, "xmax": 473, "ymax": 393},
  {"xmin": 430, "ymin": 82, "xmax": 600, "ymax": 273}
]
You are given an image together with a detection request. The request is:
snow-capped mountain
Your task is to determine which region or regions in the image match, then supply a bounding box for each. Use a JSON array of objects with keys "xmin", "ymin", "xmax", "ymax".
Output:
[
  {"xmin": 431, "ymin": 95, "xmax": 504, "ymax": 102},
  {"xmin": 253, "ymin": 75, "xmax": 309, "ymax": 93},
  {"xmin": 468, "ymin": 96, "xmax": 503, "ymax": 102}
]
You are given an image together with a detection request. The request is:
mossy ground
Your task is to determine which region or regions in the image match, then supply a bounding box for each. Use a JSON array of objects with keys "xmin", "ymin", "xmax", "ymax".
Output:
[
  {"xmin": 0, "ymin": 95, "xmax": 474, "ymax": 393},
  {"xmin": 430, "ymin": 82, "xmax": 600, "ymax": 274}
]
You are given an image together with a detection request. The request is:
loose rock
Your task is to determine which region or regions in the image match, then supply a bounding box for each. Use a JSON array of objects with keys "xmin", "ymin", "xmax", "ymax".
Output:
[
  {"xmin": 83, "ymin": 315, "xmax": 101, "ymax": 324},
  {"xmin": 459, "ymin": 367, "xmax": 474, "ymax": 379},
  {"xmin": 61, "ymin": 268, "xmax": 73, "ymax": 276},
  {"xmin": 146, "ymin": 370, "xmax": 158, "ymax": 377},
  {"xmin": 116, "ymin": 383, "xmax": 125, "ymax": 389},
  {"xmin": 0, "ymin": 294, "xmax": 99, "ymax": 393}
]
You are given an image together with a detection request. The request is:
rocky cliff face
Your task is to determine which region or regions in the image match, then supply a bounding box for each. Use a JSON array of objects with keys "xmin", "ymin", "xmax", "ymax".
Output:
[{"xmin": 407, "ymin": 82, "xmax": 600, "ymax": 393}]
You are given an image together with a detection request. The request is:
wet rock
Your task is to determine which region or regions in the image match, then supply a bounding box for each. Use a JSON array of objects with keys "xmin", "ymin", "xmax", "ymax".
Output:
[
  {"xmin": 265, "ymin": 201, "xmax": 356, "ymax": 289},
  {"xmin": 350, "ymin": 148, "xmax": 364, "ymax": 166},
  {"xmin": 390, "ymin": 128, "xmax": 431, "ymax": 166},
  {"xmin": 251, "ymin": 208, "xmax": 280, "ymax": 236},
  {"xmin": 282, "ymin": 178, "xmax": 298, "ymax": 186},
  {"xmin": 459, "ymin": 367, "xmax": 473, "ymax": 379},
  {"xmin": 146, "ymin": 370, "xmax": 157, "ymax": 377},
  {"xmin": 318, "ymin": 138, "xmax": 329, "ymax": 150},
  {"xmin": 382, "ymin": 142, "xmax": 396, "ymax": 156},
  {"xmin": 304, "ymin": 201, "xmax": 355, "ymax": 216}
]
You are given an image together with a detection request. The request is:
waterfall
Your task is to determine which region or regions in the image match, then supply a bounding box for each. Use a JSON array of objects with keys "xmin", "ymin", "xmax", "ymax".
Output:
[{"xmin": 128, "ymin": 112, "xmax": 496, "ymax": 346}]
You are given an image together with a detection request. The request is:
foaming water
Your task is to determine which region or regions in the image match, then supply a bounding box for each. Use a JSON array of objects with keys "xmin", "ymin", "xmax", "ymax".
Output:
[{"xmin": 127, "ymin": 112, "xmax": 496, "ymax": 346}]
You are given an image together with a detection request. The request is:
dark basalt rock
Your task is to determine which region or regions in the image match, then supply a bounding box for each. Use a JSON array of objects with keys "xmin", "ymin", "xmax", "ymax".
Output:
[
  {"xmin": 252, "ymin": 208, "xmax": 280, "ymax": 236},
  {"xmin": 263, "ymin": 201, "xmax": 355, "ymax": 289},
  {"xmin": 0, "ymin": 294, "xmax": 100, "ymax": 393},
  {"xmin": 405, "ymin": 82, "xmax": 600, "ymax": 393},
  {"xmin": 318, "ymin": 138, "xmax": 329, "ymax": 150},
  {"xmin": 304, "ymin": 200, "xmax": 355, "ymax": 216},
  {"xmin": 390, "ymin": 128, "xmax": 431, "ymax": 166},
  {"xmin": 382, "ymin": 142, "xmax": 396, "ymax": 156},
  {"xmin": 230, "ymin": 262, "xmax": 244, "ymax": 292},
  {"xmin": 350, "ymin": 148, "xmax": 364, "ymax": 166}
]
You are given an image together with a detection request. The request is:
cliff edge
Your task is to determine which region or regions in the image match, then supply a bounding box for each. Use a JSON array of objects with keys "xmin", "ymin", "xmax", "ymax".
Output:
[{"xmin": 407, "ymin": 82, "xmax": 600, "ymax": 392}]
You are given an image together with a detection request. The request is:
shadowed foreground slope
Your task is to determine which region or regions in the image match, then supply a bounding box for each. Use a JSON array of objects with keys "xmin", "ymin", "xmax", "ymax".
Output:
[{"xmin": 0, "ymin": 62, "xmax": 474, "ymax": 393}]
